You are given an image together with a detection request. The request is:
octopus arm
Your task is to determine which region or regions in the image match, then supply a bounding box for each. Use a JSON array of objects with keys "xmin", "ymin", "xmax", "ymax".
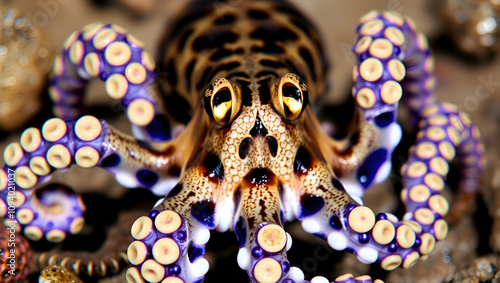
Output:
[
  {"xmin": 294, "ymin": 10, "xmax": 484, "ymax": 273},
  {"xmin": 49, "ymin": 22, "xmax": 170, "ymax": 142},
  {"xmin": 0, "ymin": 115, "xmax": 182, "ymax": 243},
  {"xmin": 126, "ymin": 159, "xmax": 217, "ymax": 283}
]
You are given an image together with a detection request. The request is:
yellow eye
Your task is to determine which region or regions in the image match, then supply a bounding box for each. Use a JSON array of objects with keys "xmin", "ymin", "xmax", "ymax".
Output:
[
  {"xmin": 204, "ymin": 78, "xmax": 241, "ymax": 125},
  {"xmin": 271, "ymin": 73, "xmax": 308, "ymax": 121}
]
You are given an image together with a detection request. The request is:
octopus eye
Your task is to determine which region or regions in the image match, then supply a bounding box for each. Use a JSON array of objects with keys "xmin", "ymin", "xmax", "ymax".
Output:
[
  {"xmin": 271, "ymin": 73, "xmax": 308, "ymax": 121},
  {"xmin": 204, "ymin": 78, "xmax": 242, "ymax": 125}
]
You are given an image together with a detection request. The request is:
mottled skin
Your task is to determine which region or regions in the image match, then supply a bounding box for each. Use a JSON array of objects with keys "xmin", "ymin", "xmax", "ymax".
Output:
[{"xmin": 0, "ymin": 0, "xmax": 485, "ymax": 282}]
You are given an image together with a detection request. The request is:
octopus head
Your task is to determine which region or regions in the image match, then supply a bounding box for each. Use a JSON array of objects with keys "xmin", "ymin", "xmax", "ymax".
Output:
[{"xmin": 199, "ymin": 73, "xmax": 311, "ymax": 230}]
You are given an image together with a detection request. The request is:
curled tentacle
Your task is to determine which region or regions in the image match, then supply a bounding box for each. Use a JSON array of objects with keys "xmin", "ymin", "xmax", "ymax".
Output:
[
  {"xmin": 402, "ymin": 102, "xmax": 484, "ymax": 224},
  {"xmin": 126, "ymin": 160, "xmax": 216, "ymax": 283},
  {"xmin": 50, "ymin": 22, "xmax": 170, "ymax": 141},
  {"xmin": 0, "ymin": 115, "xmax": 181, "ymax": 242},
  {"xmin": 31, "ymin": 208, "xmax": 136, "ymax": 277}
]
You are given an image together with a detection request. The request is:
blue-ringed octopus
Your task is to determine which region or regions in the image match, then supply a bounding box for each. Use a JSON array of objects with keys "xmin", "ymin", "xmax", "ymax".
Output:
[{"xmin": 0, "ymin": 0, "xmax": 485, "ymax": 282}]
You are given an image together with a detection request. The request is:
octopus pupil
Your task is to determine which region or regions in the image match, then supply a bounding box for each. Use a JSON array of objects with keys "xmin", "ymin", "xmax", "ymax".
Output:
[
  {"xmin": 282, "ymin": 84, "xmax": 301, "ymax": 100},
  {"xmin": 213, "ymin": 88, "xmax": 231, "ymax": 106}
]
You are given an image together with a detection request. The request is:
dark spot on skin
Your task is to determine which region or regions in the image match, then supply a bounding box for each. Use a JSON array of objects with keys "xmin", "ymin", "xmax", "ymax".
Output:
[
  {"xmin": 266, "ymin": 136, "xmax": 278, "ymax": 157},
  {"xmin": 388, "ymin": 243, "xmax": 398, "ymax": 252},
  {"xmin": 169, "ymin": 265, "xmax": 181, "ymax": 275},
  {"xmin": 169, "ymin": 10, "xmax": 206, "ymax": 39},
  {"xmin": 275, "ymin": 4, "xmax": 316, "ymax": 31},
  {"xmin": 240, "ymin": 84, "xmax": 253, "ymax": 106},
  {"xmin": 214, "ymin": 14, "xmax": 236, "ymax": 25},
  {"xmin": 252, "ymin": 247, "xmax": 263, "ymax": 258},
  {"xmin": 203, "ymin": 152, "xmax": 224, "ymax": 182},
  {"xmin": 196, "ymin": 66, "xmax": 213, "ymax": 91},
  {"xmin": 149, "ymin": 210, "xmax": 159, "ymax": 219},
  {"xmin": 247, "ymin": 168, "xmax": 271, "ymax": 185},
  {"xmin": 299, "ymin": 47, "xmax": 316, "ymax": 80},
  {"xmin": 192, "ymin": 31, "xmax": 238, "ymax": 52},
  {"xmin": 299, "ymin": 194, "xmax": 324, "ymax": 218},
  {"xmin": 177, "ymin": 28, "xmax": 193, "ymax": 51},
  {"xmin": 207, "ymin": 62, "xmax": 241, "ymax": 84},
  {"xmin": 332, "ymin": 178, "xmax": 345, "ymax": 191},
  {"xmin": 374, "ymin": 112, "xmax": 395, "ymax": 128},
  {"xmin": 345, "ymin": 247, "xmax": 355, "ymax": 254},
  {"xmin": 163, "ymin": 90, "xmax": 192, "ymax": 124},
  {"xmin": 316, "ymin": 185, "xmax": 327, "ymax": 193},
  {"xmin": 226, "ymin": 71, "xmax": 250, "ymax": 80},
  {"xmin": 167, "ymin": 183, "xmax": 183, "ymax": 198},
  {"xmin": 239, "ymin": 137, "xmax": 252, "ymax": 159},
  {"xmin": 260, "ymin": 59, "xmax": 286, "ymax": 69},
  {"xmin": 329, "ymin": 215, "xmax": 342, "ymax": 230},
  {"xmin": 174, "ymin": 230, "xmax": 186, "ymax": 242},
  {"xmin": 210, "ymin": 48, "xmax": 233, "ymax": 61},
  {"xmin": 257, "ymin": 78, "xmax": 271, "ymax": 104},
  {"xmin": 191, "ymin": 199, "xmax": 216, "ymax": 228},
  {"xmin": 251, "ymin": 42, "xmax": 285, "ymax": 54},
  {"xmin": 146, "ymin": 114, "xmax": 171, "ymax": 141},
  {"xmin": 188, "ymin": 242, "xmax": 205, "ymax": 262},
  {"xmin": 235, "ymin": 78, "xmax": 251, "ymax": 86},
  {"xmin": 136, "ymin": 169, "xmax": 159, "ymax": 187},
  {"xmin": 250, "ymin": 114, "xmax": 268, "ymax": 136},
  {"xmin": 359, "ymin": 233, "xmax": 370, "ymax": 244},
  {"xmin": 101, "ymin": 153, "xmax": 121, "ymax": 167},
  {"xmin": 290, "ymin": 18, "xmax": 312, "ymax": 36},
  {"xmin": 285, "ymin": 59, "xmax": 304, "ymax": 79},
  {"xmin": 357, "ymin": 148, "xmax": 388, "ymax": 189},
  {"xmin": 250, "ymin": 26, "xmax": 298, "ymax": 41},
  {"xmin": 184, "ymin": 59, "xmax": 196, "ymax": 89},
  {"xmin": 164, "ymin": 59, "xmax": 177, "ymax": 85},
  {"xmin": 255, "ymin": 71, "xmax": 278, "ymax": 78},
  {"xmin": 293, "ymin": 146, "xmax": 311, "ymax": 174},
  {"xmin": 247, "ymin": 9, "xmax": 269, "ymax": 19},
  {"xmin": 235, "ymin": 216, "xmax": 247, "ymax": 247}
]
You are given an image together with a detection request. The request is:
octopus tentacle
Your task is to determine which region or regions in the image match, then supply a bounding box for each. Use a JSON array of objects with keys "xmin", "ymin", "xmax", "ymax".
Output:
[
  {"xmin": 50, "ymin": 22, "xmax": 170, "ymax": 142},
  {"xmin": 31, "ymin": 206, "xmax": 136, "ymax": 277},
  {"xmin": 402, "ymin": 102, "xmax": 484, "ymax": 224},
  {"xmin": 233, "ymin": 169, "xmax": 292, "ymax": 283},
  {"xmin": 126, "ymin": 161, "xmax": 216, "ymax": 283},
  {"xmin": 349, "ymin": 10, "xmax": 484, "ymax": 223},
  {"xmin": 294, "ymin": 150, "xmax": 422, "ymax": 271},
  {"xmin": 297, "ymin": 10, "xmax": 483, "ymax": 272},
  {"xmin": 0, "ymin": 115, "xmax": 181, "ymax": 242}
]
